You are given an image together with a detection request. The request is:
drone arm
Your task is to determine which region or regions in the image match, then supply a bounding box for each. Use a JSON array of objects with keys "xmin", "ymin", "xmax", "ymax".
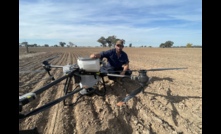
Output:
[
  {"xmin": 19, "ymin": 74, "xmax": 69, "ymax": 106},
  {"xmin": 19, "ymin": 92, "xmax": 37, "ymax": 107},
  {"xmin": 19, "ymin": 68, "xmax": 79, "ymax": 107},
  {"xmin": 19, "ymin": 87, "xmax": 83, "ymax": 119}
]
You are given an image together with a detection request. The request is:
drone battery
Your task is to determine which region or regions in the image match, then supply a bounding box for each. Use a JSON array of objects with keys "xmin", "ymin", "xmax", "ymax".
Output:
[{"xmin": 77, "ymin": 57, "xmax": 100, "ymax": 72}]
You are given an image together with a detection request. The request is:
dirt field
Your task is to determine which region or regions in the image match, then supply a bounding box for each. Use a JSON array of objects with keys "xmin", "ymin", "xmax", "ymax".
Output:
[{"xmin": 19, "ymin": 47, "xmax": 202, "ymax": 134}]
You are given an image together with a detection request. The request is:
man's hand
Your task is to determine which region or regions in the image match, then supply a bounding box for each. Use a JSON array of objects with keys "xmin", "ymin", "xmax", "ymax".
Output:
[
  {"xmin": 90, "ymin": 54, "xmax": 97, "ymax": 58},
  {"xmin": 121, "ymin": 63, "xmax": 129, "ymax": 75},
  {"xmin": 90, "ymin": 53, "xmax": 100, "ymax": 59},
  {"xmin": 120, "ymin": 71, "xmax": 126, "ymax": 75},
  {"xmin": 117, "ymin": 101, "xmax": 125, "ymax": 107}
]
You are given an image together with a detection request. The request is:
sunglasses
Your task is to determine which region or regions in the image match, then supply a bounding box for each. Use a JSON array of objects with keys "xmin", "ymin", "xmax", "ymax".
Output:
[{"xmin": 116, "ymin": 44, "xmax": 124, "ymax": 47}]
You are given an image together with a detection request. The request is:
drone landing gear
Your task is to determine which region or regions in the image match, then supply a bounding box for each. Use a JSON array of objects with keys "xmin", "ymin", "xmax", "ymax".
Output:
[
  {"xmin": 79, "ymin": 75, "xmax": 107, "ymax": 96},
  {"xmin": 79, "ymin": 87, "xmax": 96, "ymax": 95},
  {"xmin": 62, "ymin": 74, "xmax": 107, "ymax": 106}
]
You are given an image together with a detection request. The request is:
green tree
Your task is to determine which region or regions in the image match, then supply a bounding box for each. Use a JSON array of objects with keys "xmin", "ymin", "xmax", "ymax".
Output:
[
  {"xmin": 98, "ymin": 35, "xmax": 125, "ymax": 47},
  {"xmin": 106, "ymin": 35, "xmax": 117, "ymax": 47},
  {"xmin": 97, "ymin": 36, "xmax": 107, "ymax": 47},
  {"xmin": 59, "ymin": 42, "xmax": 66, "ymax": 47},
  {"xmin": 69, "ymin": 42, "xmax": 75, "ymax": 47},
  {"xmin": 186, "ymin": 43, "xmax": 192, "ymax": 48},
  {"xmin": 160, "ymin": 43, "xmax": 165, "ymax": 48},
  {"xmin": 121, "ymin": 39, "xmax": 125, "ymax": 45},
  {"xmin": 159, "ymin": 41, "xmax": 174, "ymax": 48},
  {"xmin": 164, "ymin": 41, "xmax": 174, "ymax": 47}
]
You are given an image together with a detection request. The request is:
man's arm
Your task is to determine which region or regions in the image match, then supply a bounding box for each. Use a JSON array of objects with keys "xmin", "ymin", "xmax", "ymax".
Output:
[
  {"xmin": 90, "ymin": 53, "xmax": 101, "ymax": 59},
  {"xmin": 91, "ymin": 49, "xmax": 113, "ymax": 59},
  {"xmin": 120, "ymin": 62, "xmax": 129, "ymax": 75}
]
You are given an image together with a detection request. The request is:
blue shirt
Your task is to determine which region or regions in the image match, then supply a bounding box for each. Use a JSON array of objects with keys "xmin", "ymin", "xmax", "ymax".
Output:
[{"xmin": 100, "ymin": 48, "xmax": 129, "ymax": 69}]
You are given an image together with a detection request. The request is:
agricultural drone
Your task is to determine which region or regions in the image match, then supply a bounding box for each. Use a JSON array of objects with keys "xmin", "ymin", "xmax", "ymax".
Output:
[{"xmin": 19, "ymin": 56, "xmax": 187, "ymax": 133}]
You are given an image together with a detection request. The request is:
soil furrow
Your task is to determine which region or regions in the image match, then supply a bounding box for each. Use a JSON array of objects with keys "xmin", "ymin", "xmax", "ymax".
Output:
[{"xmin": 19, "ymin": 47, "xmax": 202, "ymax": 134}]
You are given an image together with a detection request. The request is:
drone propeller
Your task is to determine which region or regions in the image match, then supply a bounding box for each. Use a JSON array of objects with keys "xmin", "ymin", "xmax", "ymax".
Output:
[
  {"xmin": 19, "ymin": 76, "xmax": 55, "ymax": 88},
  {"xmin": 117, "ymin": 86, "xmax": 144, "ymax": 106},
  {"xmin": 19, "ymin": 65, "xmax": 64, "ymax": 74},
  {"xmin": 49, "ymin": 65, "xmax": 64, "ymax": 68},
  {"xmin": 106, "ymin": 67, "xmax": 187, "ymax": 78},
  {"xmin": 113, "ymin": 67, "xmax": 188, "ymax": 106},
  {"xmin": 109, "ymin": 67, "xmax": 187, "ymax": 72},
  {"xmin": 19, "ymin": 66, "xmax": 63, "ymax": 74},
  {"xmin": 126, "ymin": 67, "xmax": 188, "ymax": 72},
  {"xmin": 43, "ymin": 55, "xmax": 60, "ymax": 62},
  {"xmin": 19, "ymin": 55, "xmax": 60, "ymax": 74},
  {"xmin": 107, "ymin": 74, "xmax": 130, "ymax": 78},
  {"xmin": 143, "ymin": 67, "xmax": 188, "ymax": 72},
  {"xmin": 19, "ymin": 70, "xmax": 46, "ymax": 74}
]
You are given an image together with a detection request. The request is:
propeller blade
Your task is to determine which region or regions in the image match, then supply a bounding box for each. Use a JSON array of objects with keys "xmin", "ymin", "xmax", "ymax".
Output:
[
  {"xmin": 145, "ymin": 67, "xmax": 187, "ymax": 71},
  {"xmin": 48, "ymin": 63, "xmax": 79, "ymax": 69},
  {"xmin": 104, "ymin": 67, "xmax": 187, "ymax": 74},
  {"xmin": 19, "ymin": 76, "xmax": 54, "ymax": 88},
  {"xmin": 50, "ymin": 65, "xmax": 64, "ymax": 68},
  {"xmin": 107, "ymin": 74, "xmax": 131, "ymax": 78},
  {"xmin": 19, "ymin": 70, "xmax": 46, "ymax": 74},
  {"xmin": 44, "ymin": 55, "xmax": 59, "ymax": 62},
  {"xmin": 117, "ymin": 86, "xmax": 144, "ymax": 106}
]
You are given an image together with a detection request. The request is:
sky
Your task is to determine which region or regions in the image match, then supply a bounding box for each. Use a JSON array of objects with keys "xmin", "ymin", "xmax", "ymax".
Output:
[{"xmin": 19, "ymin": 0, "xmax": 202, "ymax": 47}]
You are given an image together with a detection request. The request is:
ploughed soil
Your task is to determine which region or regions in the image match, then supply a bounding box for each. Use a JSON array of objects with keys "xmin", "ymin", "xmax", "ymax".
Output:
[{"xmin": 19, "ymin": 47, "xmax": 202, "ymax": 134}]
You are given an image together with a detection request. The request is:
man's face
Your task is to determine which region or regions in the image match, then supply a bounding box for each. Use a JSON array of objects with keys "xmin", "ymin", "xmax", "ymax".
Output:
[{"xmin": 115, "ymin": 41, "xmax": 124, "ymax": 52}]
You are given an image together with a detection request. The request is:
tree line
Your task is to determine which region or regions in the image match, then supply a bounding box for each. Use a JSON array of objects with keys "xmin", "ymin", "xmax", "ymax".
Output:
[{"xmin": 20, "ymin": 35, "xmax": 200, "ymax": 48}]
